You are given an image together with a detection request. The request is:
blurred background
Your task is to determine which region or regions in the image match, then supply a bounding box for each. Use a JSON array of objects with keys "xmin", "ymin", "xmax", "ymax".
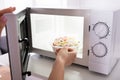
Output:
[{"xmin": 1, "ymin": 0, "xmax": 120, "ymax": 10}]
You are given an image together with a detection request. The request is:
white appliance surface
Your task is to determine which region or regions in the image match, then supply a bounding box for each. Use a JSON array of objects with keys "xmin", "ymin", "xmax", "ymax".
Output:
[
  {"xmin": 4, "ymin": 8, "xmax": 120, "ymax": 78},
  {"xmin": 88, "ymin": 10, "xmax": 120, "ymax": 75}
]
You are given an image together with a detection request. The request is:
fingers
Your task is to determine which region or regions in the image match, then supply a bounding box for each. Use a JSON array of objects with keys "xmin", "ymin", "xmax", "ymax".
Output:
[
  {"xmin": 0, "ymin": 7, "xmax": 15, "ymax": 35},
  {"xmin": 55, "ymin": 47, "xmax": 67, "ymax": 55},
  {"xmin": 0, "ymin": 16, "xmax": 7, "ymax": 22},
  {"xmin": 68, "ymin": 54, "xmax": 76, "ymax": 65},
  {"xmin": 68, "ymin": 48, "xmax": 76, "ymax": 59},
  {"xmin": 55, "ymin": 47, "xmax": 77, "ymax": 66},
  {"xmin": 56, "ymin": 47, "xmax": 76, "ymax": 54},
  {"xmin": 0, "ymin": 7, "xmax": 16, "ymax": 17},
  {"xmin": 0, "ymin": 16, "xmax": 7, "ymax": 28},
  {"xmin": 55, "ymin": 48, "xmax": 61, "ymax": 55},
  {"xmin": 68, "ymin": 48, "xmax": 73, "ymax": 52},
  {"xmin": 67, "ymin": 48, "xmax": 77, "ymax": 61}
]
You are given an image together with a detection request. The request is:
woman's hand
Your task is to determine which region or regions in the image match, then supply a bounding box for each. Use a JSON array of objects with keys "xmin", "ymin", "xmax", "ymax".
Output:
[
  {"xmin": 56, "ymin": 47, "xmax": 77, "ymax": 66},
  {"xmin": 49, "ymin": 47, "xmax": 76, "ymax": 80},
  {"xmin": 0, "ymin": 7, "xmax": 16, "ymax": 35}
]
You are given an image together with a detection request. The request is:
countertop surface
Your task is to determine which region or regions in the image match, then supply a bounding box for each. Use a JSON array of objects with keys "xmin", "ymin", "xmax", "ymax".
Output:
[
  {"xmin": 0, "ymin": 53, "xmax": 120, "ymax": 80},
  {"xmin": 28, "ymin": 53, "xmax": 120, "ymax": 80}
]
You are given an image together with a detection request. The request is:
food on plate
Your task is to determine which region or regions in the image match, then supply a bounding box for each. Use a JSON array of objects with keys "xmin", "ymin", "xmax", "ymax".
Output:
[{"xmin": 53, "ymin": 36, "xmax": 79, "ymax": 48}]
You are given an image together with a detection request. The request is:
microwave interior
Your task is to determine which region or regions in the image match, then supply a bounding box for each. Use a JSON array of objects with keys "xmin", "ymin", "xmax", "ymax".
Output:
[
  {"xmin": 31, "ymin": 11, "xmax": 84, "ymax": 58},
  {"xmin": 5, "ymin": 8, "xmax": 90, "ymax": 80}
]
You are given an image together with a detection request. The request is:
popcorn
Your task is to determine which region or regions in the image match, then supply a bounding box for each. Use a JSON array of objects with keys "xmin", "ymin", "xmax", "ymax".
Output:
[{"xmin": 53, "ymin": 36, "xmax": 79, "ymax": 47}]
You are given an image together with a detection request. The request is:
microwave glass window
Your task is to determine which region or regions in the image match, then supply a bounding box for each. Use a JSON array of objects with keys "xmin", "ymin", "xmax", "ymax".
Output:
[{"xmin": 31, "ymin": 14, "xmax": 84, "ymax": 58}]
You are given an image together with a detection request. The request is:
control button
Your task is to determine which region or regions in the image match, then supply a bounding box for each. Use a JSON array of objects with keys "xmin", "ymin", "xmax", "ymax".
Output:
[
  {"xmin": 91, "ymin": 42, "xmax": 107, "ymax": 57},
  {"xmin": 93, "ymin": 22, "xmax": 109, "ymax": 39}
]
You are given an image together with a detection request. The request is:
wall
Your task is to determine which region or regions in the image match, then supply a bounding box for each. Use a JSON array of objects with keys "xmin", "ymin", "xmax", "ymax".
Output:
[
  {"xmin": 0, "ymin": 0, "xmax": 5, "ymax": 9},
  {"xmin": 1, "ymin": 0, "xmax": 120, "ymax": 11},
  {"xmin": 67, "ymin": 0, "xmax": 120, "ymax": 11},
  {"xmin": 31, "ymin": 0, "xmax": 67, "ymax": 8},
  {"xmin": 0, "ymin": 0, "xmax": 32, "ymax": 11}
]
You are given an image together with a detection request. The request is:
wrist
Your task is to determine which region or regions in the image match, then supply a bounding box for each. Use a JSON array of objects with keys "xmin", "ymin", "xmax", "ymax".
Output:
[{"xmin": 55, "ymin": 56, "xmax": 66, "ymax": 67}]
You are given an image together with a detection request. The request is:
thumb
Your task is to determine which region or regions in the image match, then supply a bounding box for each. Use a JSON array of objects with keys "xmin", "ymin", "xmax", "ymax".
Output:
[{"xmin": 0, "ymin": 16, "xmax": 7, "ymax": 28}]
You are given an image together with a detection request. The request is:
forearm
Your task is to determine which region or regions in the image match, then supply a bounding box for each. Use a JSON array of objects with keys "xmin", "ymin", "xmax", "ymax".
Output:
[{"xmin": 48, "ymin": 57, "xmax": 65, "ymax": 80}]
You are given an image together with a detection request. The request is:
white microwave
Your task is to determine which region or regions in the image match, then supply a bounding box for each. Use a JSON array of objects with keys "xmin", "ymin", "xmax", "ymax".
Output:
[{"xmin": 5, "ymin": 8, "xmax": 120, "ymax": 80}]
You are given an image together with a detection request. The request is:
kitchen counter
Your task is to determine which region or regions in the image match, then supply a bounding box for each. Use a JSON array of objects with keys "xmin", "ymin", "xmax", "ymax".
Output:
[
  {"xmin": 28, "ymin": 53, "xmax": 120, "ymax": 80},
  {"xmin": 0, "ymin": 53, "xmax": 120, "ymax": 80}
]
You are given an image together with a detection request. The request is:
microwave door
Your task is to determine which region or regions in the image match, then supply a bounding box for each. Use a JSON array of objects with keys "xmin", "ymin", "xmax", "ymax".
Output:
[
  {"xmin": 5, "ymin": 9, "xmax": 31, "ymax": 80},
  {"xmin": 5, "ymin": 13, "xmax": 23, "ymax": 80}
]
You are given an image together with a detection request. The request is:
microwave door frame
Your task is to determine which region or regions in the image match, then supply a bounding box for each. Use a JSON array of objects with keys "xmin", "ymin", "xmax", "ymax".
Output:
[
  {"xmin": 5, "ymin": 13, "xmax": 23, "ymax": 80},
  {"xmin": 5, "ymin": 9, "xmax": 29, "ymax": 80},
  {"xmin": 29, "ymin": 8, "xmax": 90, "ymax": 66},
  {"xmin": 18, "ymin": 8, "xmax": 31, "ymax": 79}
]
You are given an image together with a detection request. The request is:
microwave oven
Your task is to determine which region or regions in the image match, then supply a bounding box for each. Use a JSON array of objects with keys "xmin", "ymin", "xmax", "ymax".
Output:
[{"xmin": 5, "ymin": 8, "xmax": 120, "ymax": 80}]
